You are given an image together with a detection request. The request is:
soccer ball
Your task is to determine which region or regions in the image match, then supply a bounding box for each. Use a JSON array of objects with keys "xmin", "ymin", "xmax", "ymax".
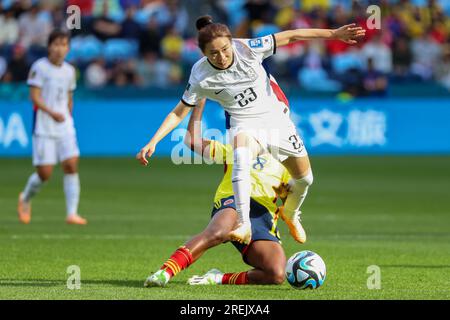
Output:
[{"xmin": 285, "ymin": 250, "xmax": 326, "ymax": 289}]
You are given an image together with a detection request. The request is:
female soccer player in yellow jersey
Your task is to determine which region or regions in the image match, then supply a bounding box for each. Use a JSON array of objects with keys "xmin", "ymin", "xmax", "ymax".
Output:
[
  {"xmin": 137, "ymin": 15, "xmax": 365, "ymax": 244},
  {"xmin": 144, "ymin": 99, "xmax": 297, "ymax": 287}
]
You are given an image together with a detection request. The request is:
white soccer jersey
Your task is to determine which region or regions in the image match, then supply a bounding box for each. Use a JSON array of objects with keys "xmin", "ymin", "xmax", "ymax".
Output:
[
  {"xmin": 182, "ymin": 34, "xmax": 292, "ymax": 130},
  {"xmin": 27, "ymin": 57, "xmax": 76, "ymax": 138}
]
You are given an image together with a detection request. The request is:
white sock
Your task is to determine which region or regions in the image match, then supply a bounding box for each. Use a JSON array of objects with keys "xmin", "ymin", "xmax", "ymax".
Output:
[
  {"xmin": 22, "ymin": 172, "xmax": 44, "ymax": 202},
  {"xmin": 284, "ymin": 170, "xmax": 314, "ymax": 219},
  {"xmin": 64, "ymin": 173, "xmax": 80, "ymax": 217},
  {"xmin": 214, "ymin": 273, "xmax": 224, "ymax": 285},
  {"xmin": 232, "ymin": 147, "xmax": 252, "ymax": 225}
]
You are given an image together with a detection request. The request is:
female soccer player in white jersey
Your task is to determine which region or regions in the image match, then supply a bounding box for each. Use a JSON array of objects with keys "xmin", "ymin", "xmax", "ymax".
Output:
[
  {"xmin": 137, "ymin": 16, "xmax": 365, "ymax": 243},
  {"xmin": 17, "ymin": 30, "xmax": 87, "ymax": 225}
]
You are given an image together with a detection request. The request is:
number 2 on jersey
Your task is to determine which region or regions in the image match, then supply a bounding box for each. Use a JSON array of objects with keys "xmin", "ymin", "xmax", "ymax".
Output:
[{"xmin": 234, "ymin": 87, "xmax": 257, "ymax": 107}]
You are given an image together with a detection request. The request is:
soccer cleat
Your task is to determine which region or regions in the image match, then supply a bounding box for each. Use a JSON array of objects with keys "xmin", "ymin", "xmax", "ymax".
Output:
[
  {"xmin": 279, "ymin": 207, "xmax": 307, "ymax": 244},
  {"xmin": 229, "ymin": 221, "xmax": 252, "ymax": 244},
  {"xmin": 144, "ymin": 270, "xmax": 170, "ymax": 287},
  {"xmin": 187, "ymin": 269, "xmax": 224, "ymax": 285},
  {"xmin": 17, "ymin": 193, "xmax": 31, "ymax": 224},
  {"xmin": 66, "ymin": 214, "xmax": 88, "ymax": 225}
]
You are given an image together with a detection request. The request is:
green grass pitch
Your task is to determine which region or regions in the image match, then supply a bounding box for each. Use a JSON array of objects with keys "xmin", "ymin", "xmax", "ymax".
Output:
[{"xmin": 0, "ymin": 156, "xmax": 449, "ymax": 300}]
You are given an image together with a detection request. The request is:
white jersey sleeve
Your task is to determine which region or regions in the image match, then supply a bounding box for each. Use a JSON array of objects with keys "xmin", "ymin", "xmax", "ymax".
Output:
[
  {"xmin": 235, "ymin": 34, "xmax": 277, "ymax": 62},
  {"xmin": 181, "ymin": 72, "xmax": 204, "ymax": 107},
  {"xmin": 69, "ymin": 66, "xmax": 76, "ymax": 91},
  {"xmin": 27, "ymin": 61, "xmax": 45, "ymax": 88}
]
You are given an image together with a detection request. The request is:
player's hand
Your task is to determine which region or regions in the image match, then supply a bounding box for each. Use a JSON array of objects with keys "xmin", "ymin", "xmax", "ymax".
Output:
[
  {"xmin": 136, "ymin": 143, "xmax": 156, "ymax": 166},
  {"xmin": 273, "ymin": 182, "xmax": 291, "ymax": 205},
  {"xmin": 51, "ymin": 112, "xmax": 65, "ymax": 123},
  {"xmin": 333, "ymin": 23, "xmax": 366, "ymax": 44}
]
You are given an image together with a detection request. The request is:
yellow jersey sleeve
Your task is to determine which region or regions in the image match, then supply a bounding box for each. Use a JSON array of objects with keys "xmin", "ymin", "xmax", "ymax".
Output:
[
  {"xmin": 280, "ymin": 168, "xmax": 292, "ymax": 185},
  {"xmin": 209, "ymin": 140, "xmax": 233, "ymax": 164}
]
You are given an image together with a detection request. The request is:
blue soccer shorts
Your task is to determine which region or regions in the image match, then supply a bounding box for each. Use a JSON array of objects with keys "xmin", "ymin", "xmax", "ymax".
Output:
[{"xmin": 211, "ymin": 195, "xmax": 281, "ymax": 264}]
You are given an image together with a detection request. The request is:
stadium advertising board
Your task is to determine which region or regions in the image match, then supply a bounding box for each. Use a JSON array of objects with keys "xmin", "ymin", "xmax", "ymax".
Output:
[{"xmin": 1, "ymin": 98, "xmax": 449, "ymax": 157}]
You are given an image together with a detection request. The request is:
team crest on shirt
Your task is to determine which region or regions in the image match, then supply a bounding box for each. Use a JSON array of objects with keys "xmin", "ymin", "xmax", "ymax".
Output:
[
  {"xmin": 253, "ymin": 156, "xmax": 267, "ymax": 170},
  {"xmin": 223, "ymin": 199, "xmax": 234, "ymax": 206},
  {"xmin": 248, "ymin": 38, "xmax": 263, "ymax": 48}
]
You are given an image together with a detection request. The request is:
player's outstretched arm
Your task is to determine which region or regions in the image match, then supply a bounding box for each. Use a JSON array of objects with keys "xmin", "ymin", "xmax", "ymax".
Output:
[
  {"xmin": 137, "ymin": 101, "xmax": 192, "ymax": 166},
  {"xmin": 184, "ymin": 99, "xmax": 212, "ymax": 159},
  {"xmin": 274, "ymin": 23, "xmax": 366, "ymax": 47}
]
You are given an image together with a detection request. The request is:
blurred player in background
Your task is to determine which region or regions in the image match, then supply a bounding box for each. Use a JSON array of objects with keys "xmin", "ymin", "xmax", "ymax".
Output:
[
  {"xmin": 145, "ymin": 99, "xmax": 297, "ymax": 287},
  {"xmin": 17, "ymin": 30, "xmax": 87, "ymax": 225},
  {"xmin": 137, "ymin": 15, "xmax": 365, "ymax": 245}
]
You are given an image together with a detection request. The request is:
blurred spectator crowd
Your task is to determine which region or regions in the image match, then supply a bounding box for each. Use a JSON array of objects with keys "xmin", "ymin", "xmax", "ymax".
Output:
[{"xmin": 1, "ymin": 0, "xmax": 450, "ymax": 96}]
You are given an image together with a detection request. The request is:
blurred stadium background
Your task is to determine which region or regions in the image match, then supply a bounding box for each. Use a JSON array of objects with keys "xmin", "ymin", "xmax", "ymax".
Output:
[
  {"xmin": 1, "ymin": 0, "xmax": 450, "ymax": 156},
  {"xmin": 1, "ymin": 0, "xmax": 450, "ymax": 300}
]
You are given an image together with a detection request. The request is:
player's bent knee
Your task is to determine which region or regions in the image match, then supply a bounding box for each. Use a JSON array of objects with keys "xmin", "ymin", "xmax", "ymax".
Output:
[
  {"xmin": 62, "ymin": 161, "xmax": 78, "ymax": 174},
  {"xmin": 266, "ymin": 267, "xmax": 285, "ymax": 285},
  {"xmin": 270, "ymin": 273, "xmax": 285, "ymax": 285},
  {"xmin": 297, "ymin": 170, "xmax": 314, "ymax": 187},
  {"xmin": 38, "ymin": 174, "xmax": 49, "ymax": 182},
  {"xmin": 305, "ymin": 170, "xmax": 314, "ymax": 185},
  {"xmin": 63, "ymin": 167, "xmax": 78, "ymax": 174},
  {"xmin": 37, "ymin": 169, "xmax": 52, "ymax": 182}
]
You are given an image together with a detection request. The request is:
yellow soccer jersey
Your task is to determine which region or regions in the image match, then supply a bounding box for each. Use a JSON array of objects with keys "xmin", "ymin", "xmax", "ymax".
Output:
[{"xmin": 210, "ymin": 140, "xmax": 291, "ymax": 214}]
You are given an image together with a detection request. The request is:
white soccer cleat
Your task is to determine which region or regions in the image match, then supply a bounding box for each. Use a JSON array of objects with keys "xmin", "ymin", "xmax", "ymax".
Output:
[
  {"xmin": 229, "ymin": 221, "xmax": 252, "ymax": 244},
  {"xmin": 187, "ymin": 269, "xmax": 224, "ymax": 285},
  {"xmin": 279, "ymin": 207, "xmax": 307, "ymax": 244},
  {"xmin": 144, "ymin": 270, "xmax": 170, "ymax": 287}
]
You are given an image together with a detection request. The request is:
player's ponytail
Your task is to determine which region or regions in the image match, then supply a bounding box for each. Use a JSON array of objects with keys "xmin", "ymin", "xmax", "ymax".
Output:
[
  {"xmin": 196, "ymin": 15, "xmax": 213, "ymax": 31},
  {"xmin": 196, "ymin": 15, "xmax": 232, "ymax": 52}
]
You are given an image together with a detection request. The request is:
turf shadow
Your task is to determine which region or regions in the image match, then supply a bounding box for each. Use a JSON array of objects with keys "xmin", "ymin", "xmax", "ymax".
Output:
[
  {"xmin": 0, "ymin": 279, "xmax": 63, "ymax": 287},
  {"xmin": 378, "ymin": 265, "xmax": 450, "ymax": 269},
  {"xmin": 0, "ymin": 279, "xmax": 144, "ymax": 288},
  {"xmin": 81, "ymin": 279, "xmax": 144, "ymax": 287}
]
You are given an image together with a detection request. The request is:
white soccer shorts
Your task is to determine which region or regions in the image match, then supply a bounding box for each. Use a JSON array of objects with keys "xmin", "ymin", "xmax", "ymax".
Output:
[
  {"xmin": 228, "ymin": 120, "xmax": 308, "ymax": 162},
  {"xmin": 32, "ymin": 134, "xmax": 80, "ymax": 166}
]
